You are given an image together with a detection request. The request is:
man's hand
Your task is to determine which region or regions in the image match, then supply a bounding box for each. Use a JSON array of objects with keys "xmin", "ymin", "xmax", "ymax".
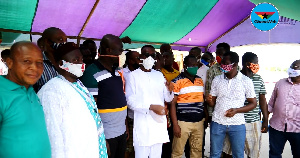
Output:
[
  {"xmin": 125, "ymin": 120, "xmax": 130, "ymax": 141},
  {"xmin": 121, "ymin": 36, "xmax": 131, "ymax": 44},
  {"xmin": 206, "ymin": 95, "xmax": 212, "ymax": 103},
  {"xmin": 173, "ymin": 124, "xmax": 181, "ymax": 138},
  {"xmin": 150, "ymin": 105, "xmax": 168, "ymax": 115},
  {"xmin": 225, "ymin": 108, "xmax": 237, "ymax": 117},
  {"xmin": 165, "ymin": 81, "xmax": 174, "ymax": 92},
  {"xmin": 261, "ymin": 120, "xmax": 268, "ymax": 133},
  {"xmin": 106, "ymin": 140, "xmax": 111, "ymax": 156}
]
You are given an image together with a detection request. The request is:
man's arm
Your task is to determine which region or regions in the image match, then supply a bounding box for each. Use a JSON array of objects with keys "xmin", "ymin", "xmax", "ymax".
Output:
[
  {"xmin": 259, "ymin": 94, "xmax": 268, "ymax": 133},
  {"xmin": 226, "ymin": 78, "xmax": 257, "ymax": 117},
  {"xmin": 125, "ymin": 74, "xmax": 150, "ymax": 114},
  {"xmin": 206, "ymin": 76, "xmax": 218, "ymax": 107},
  {"xmin": 268, "ymin": 82, "xmax": 278, "ymax": 113},
  {"xmin": 206, "ymin": 95, "xmax": 216, "ymax": 107},
  {"xmin": 225, "ymin": 98, "xmax": 257, "ymax": 117},
  {"xmin": 170, "ymin": 95, "xmax": 181, "ymax": 138}
]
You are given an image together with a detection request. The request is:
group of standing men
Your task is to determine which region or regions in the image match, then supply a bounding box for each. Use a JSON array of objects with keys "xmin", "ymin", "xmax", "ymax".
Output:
[{"xmin": 0, "ymin": 26, "xmax": 299, "ymax": 158}]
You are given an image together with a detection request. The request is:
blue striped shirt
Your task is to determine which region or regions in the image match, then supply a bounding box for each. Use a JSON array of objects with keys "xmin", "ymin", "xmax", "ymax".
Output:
[{"xmin": 34, "ymin": 52, "xmax": 58, "ymax": 92}]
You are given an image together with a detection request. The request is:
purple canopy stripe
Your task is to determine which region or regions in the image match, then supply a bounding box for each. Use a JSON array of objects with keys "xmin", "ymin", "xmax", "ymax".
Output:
[
  {"xmin": 31, "ymin": 0, "xmax": 95, "ymax": 36},
  {"xmin": 175, "ymin": 0, "xmax": 255, "ymax": 47},
  {"xmin": 208, "ymin": 16, "xmax": 300, "ymax": 52},
  {"xmin": 82, "ymin": 0, "xmax": 146, "ymax": 39}
]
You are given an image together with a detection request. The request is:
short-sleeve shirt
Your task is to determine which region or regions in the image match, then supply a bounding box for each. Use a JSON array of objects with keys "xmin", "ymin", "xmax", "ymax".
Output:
[
  {"xmin": 172, "ymin": 73, "xmax": 205, "ymax": 122},
  {"xmin": 0, "ymin": 76, "xmax": 51, "ymax": 158},
  {"xmin": 80, "ymin": 61, "xmax": 127, "ymax": 139},
  {"xmin": 244, "ymin": 73, "xmax": 267, "ymax": 123},
  {"xmin": 210, "ymin": 72, "xmax": 256, "ymax": 125}
]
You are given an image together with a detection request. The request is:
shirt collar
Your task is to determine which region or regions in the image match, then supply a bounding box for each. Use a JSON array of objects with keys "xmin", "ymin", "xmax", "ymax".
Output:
[
  {"xmin": 161, "ymin": 68, "xmax": 177, "ymax": 74},
  {"xmin": 42, "ymin": 52, "xmax": 50, "ymax": 61},
  {"xmin": 0, "ymin": 75, "xmax": 33, "ymax": 91},
  {"xmin": 223, "ymin": 71, "xmax": 242, "ymax": 80},
  {"xmin": 122, "ymin": 66, "xmax": 130, "ymax": 73},
  {"xmin": 287, "ymin": 77, "xmax": 300, "ymax": 85}
]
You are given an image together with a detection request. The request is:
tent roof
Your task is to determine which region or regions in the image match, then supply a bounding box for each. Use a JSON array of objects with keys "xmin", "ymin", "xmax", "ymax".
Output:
[{"xmin": 0, "ymin": 0, "xmax": 299, "ymax": 49}]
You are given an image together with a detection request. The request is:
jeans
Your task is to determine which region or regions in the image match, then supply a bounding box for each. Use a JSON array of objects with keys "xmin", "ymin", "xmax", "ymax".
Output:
[
  {"xmin": 269, "ymin": 126, "xmax": 300, "ymax": 158},
  {"xmin": 210, "ymin": 121, "xmax": 246, "ymax": 158}
]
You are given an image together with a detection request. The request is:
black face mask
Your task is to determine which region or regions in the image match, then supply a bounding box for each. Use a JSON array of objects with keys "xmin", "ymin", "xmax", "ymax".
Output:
[
  {"xmin": 132, "ymin": 63, "xmax": 140, "ymax": 70},
  {"xmin": 48, "ymin": 39, "xmax": 65, "ymax": 50}
]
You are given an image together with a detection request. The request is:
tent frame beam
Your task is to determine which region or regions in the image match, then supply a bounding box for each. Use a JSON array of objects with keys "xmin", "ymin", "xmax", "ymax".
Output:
[
  {"xmin": 0, "ymin": 28, "xmax": 206, "ymax": 48},
  {"xmin": 77, "ymin": 0, "xmax": 100, "ymax": 46},
  {"xmin": 208, "ymin": 15, "xmax": 250, "ymax": 50}
]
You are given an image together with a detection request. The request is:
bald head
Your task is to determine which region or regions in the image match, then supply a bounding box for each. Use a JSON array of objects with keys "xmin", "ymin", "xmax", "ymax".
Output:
[
  {"xmin": 42, "ymin": 27, "xmax": 63, "ymax": 39},
  {"xmin": 160, "ymin": 43, "xmax": 172, "ymax": 53},
  {"xmin": 42, "ymin": 27, "xmax": 67, "ymax": 53},
  {"xmin": 291, "ymin": 60, "xmax": 300, "ymax": 70},
  {"xmin": 100, "ymin": 34, "xmax": 123, "ymax": 55},
  {"xmin": 6, "ymin": 41, "xmax": 43, "ymax": 89},
  {"xmin": 10, "ymin": 41, "xmax": 41, "ymax": 60}
]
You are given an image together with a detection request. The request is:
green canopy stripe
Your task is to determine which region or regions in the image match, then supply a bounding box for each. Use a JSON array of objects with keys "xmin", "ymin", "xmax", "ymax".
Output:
[
  {"xmin": 120, "ymin": 0, "xmax": 218, "ymax": 43},
  {"xmin": 0, "ymin": 0, "xmax": 38, "ymax": 31}
]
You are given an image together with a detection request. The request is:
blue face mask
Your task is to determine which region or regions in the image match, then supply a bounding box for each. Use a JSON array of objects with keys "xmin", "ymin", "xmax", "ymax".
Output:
[
  {"xmin": 220, "ymin": 67, "xmax": 229, "ymax": 73},
  {"xmin": 201, "ymin": 59, "xmax": 209, "ymax": 66}
]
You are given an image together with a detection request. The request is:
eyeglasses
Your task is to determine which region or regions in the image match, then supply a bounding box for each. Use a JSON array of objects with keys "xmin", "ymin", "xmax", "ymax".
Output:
[{"xmin": 144, "ymin": 52, "xmax": 156, "ymax": 58}]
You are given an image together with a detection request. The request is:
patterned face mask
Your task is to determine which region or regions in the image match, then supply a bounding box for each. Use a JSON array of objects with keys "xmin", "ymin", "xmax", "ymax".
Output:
[
  {"xmin": 59, "ymin": 60, "xmax": 86, "ymax": 77},
  {"xmin": 220, "ymin": 63, "xmax": 234, "ymax": 73},
  {"xmin": 248, "ymin": 63, "xmax": 260, "ymax": 74}
]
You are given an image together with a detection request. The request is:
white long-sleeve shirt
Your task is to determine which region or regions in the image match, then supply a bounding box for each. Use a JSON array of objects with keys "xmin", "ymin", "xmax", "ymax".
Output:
[
  {"xmin": 125, "ymin": 68, "xmax": 174, "ymax": 146},
  {"xmin": 38, "ymin": 77, "xmax": 99, "ymax": 158}
]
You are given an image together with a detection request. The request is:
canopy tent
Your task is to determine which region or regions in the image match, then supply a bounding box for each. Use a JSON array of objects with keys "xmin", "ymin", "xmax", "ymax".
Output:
[{"xmin": 0, "ymin": 0, "xmax": 299, "ymax": 50}]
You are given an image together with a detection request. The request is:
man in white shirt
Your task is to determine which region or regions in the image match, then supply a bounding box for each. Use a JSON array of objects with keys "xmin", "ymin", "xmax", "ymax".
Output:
[
  {"xmin": 206, "ymin": 51, "xmax": 256, "ymax": 158},
  {"xmin": 122, "ymin": 50, "xmax": 140, "ymax": 158},
  {"xmin": 125, "ymin": 45, "xmax": 174, "ymax": 158}
]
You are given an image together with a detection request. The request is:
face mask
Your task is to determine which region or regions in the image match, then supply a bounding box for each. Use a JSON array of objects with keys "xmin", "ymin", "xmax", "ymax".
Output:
[
  {"xmin": 220, "ymin": 63, "xmax": 234, "ymax": 73},
  {"xmin": 50, "ymin": 41, "xmax": 66, "ymax": 50},
  {"xmin": 100, "ymin": 51, "xmax": 126, "ymax": 68},
  {"xmin": 140, "ymin": 56, "xmax": 156, "ymax": 70},
  {"xmin": 216, "ymin": 56, "xmax": 222, "ymax": 64},
  {"xmin": 287, "ymin": 68, "xmax": 300, "ymax": 77},
  {"xmin": 59, "ymin": 60, "xmax": 86, "ymax": 77},
  {"xmin": 248, "ymin": 63, "xmax": 260, "ymax": 74},
  {"xmin": 186, "ymin": 66, "xmax": 198, "ymax": 76},
  {"xmin": 201, "ymin": 59, "xmax": 209, "ymax": 66}
]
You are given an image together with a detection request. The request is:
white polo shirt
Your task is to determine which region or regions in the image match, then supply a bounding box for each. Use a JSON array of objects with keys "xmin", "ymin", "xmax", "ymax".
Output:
[{"xmin": 210, "ymin": 72, "xmax": 256, "ymax": 125}]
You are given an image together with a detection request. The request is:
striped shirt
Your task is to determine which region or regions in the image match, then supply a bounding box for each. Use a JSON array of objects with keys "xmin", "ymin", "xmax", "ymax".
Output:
[
  {"xmin": 80, "ymin": 61, "xmax": 127, "ymax": 139},
  {"xmin": 244, "ymin": 73, "xmax": 267, "ymax": 123},
  {"xmin": 268, "ymin": 78, "xmax": 300, "ymax": 133},
  {"xmin": 34, "ymin": 52, "xmax": 58, "ymax": 92},
  {"xmin": 172, "ymin": 73, "xmax": 205, "ymax": 122}
]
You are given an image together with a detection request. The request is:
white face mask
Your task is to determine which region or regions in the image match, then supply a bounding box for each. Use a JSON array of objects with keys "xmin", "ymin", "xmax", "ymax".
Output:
[
  {"xmin": 287, "ymin": 67, "xmax": 300, "ymax": 77},
  {"xmin": 100, "ymin": 51, "xmax": 127, "ymax": 68},
  {"xmin": 140, "ymin": 56, "xmax": 156, "ymax": 70},
  {"xmin": 59, "ymin": 60, "xmax": 86, "ymax": 77}
]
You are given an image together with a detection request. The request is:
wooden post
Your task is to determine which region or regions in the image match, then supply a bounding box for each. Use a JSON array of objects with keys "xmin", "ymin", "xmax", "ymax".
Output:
[{"xmin": 76, "ymin": 0, "xmax": 100, "ymax": 46}]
